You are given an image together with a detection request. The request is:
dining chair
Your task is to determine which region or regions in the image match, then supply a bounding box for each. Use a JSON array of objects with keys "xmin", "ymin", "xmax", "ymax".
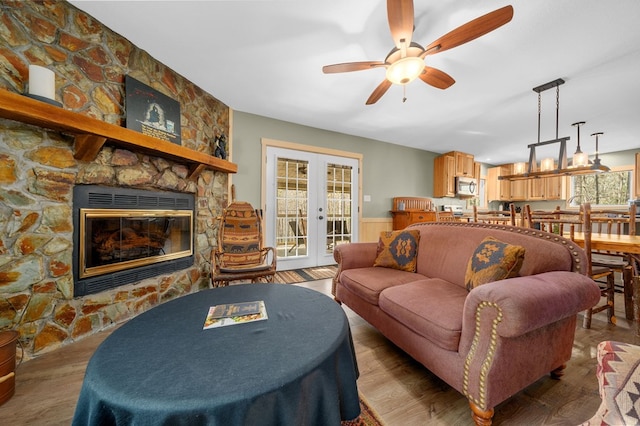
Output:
[
  {"xmin": 590, "ymin": 203, "xmax": 637, "ymax": 320},
  {"xmin": 472, "ymin": 203, "xmax": 516, "ymax": 226},
  {"xmin": 211, "ymin": 200, "xmax": 277, "ymax": 287},
  {"xmin": 524, "ymin": 203, "xmax": 616, "ymax": 328},
  {"xmin": 436, "ymin": 209, "xmax": 457, "ymax": 222}
]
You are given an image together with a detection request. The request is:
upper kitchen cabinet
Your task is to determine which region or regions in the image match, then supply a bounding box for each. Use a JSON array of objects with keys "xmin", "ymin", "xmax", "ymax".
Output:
[
  {"xmin": 509, "ymin": 164, "xmax": 527, "ymax": 201},
  {"xmin": 433, "ymin": 154, "xmax": 456, "ymax": 198},
  {"xmin": 487, "ymin": 165, "xmax": 511, "ymax": 201},
  {"xmin": 451, "ymin": 151, "xmax": 475, "ymax": 177},
  {"xmin": 433, "ymin": 151, "xmax": 475, "ymax": 198}
]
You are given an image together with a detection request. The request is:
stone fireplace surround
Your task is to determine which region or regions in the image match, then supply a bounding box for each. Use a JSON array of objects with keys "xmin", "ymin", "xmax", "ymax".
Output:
[{"xmin": 0, "ymin": 1, "xmax": 231, "ymax": 361}]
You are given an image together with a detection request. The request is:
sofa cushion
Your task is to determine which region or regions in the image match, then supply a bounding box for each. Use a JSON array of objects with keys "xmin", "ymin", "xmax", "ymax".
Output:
[
  {"xmin": 340, "ymin": 267, "xmax": 426, "ymax": 305},
  {"xmin": 373, "ymin": 229, "xmax": 420, "ymax": 272},
  {"xmin": 464, "ymin": 236, "xmax": 526, "ymax": 291},
  {"xmin": 379, "ymin": 279, "xmax": 467, "ymax": 352}
]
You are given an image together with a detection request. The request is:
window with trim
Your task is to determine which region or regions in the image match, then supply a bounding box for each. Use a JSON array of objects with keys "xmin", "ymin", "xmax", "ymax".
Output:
[{"xmin": 568, "ymin": 167, "xmax": 632, "ymax": 207}]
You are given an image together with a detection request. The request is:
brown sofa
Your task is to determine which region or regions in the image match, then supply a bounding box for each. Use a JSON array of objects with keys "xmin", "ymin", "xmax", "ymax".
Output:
[{"xmin": 332, "ymin": 222, "xmax": 601, "ymax": 425}]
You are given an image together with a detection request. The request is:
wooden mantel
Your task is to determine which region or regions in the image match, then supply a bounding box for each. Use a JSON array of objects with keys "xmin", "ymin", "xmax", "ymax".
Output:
[{"xmin": 0, "ymin": 89, "xmax": 237, "ymax": 178}]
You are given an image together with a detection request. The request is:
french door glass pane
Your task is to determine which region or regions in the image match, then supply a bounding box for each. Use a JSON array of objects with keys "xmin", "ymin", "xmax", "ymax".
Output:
[
  {"xmin": 276, "ymin": 157, "xmax": 308, "ymax": 258},
  {"xmin": 326, "ymin": 163, "xmax": 352, "ymax": 254}
]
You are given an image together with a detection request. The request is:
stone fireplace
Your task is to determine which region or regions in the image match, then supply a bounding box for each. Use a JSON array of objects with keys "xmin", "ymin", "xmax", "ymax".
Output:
[
  {"xmin": 72, "ymin": 186, "xmax": 195, "ymax": 297},
  {"xmin": 0, "ymin": 2, "xmax": 232, "ymax": 361}
]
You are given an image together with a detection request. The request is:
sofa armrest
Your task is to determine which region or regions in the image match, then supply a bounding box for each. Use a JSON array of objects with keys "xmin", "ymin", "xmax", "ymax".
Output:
[
  {"xmin": 333, "ymin": 242, "xmax": 378, "ymax": 270},
  {"xmin": 332, "ymin": 242, "xmax": 378, "ymax": 296},
  {"xmin": 462, "ymin": 271, "xmax": 601, "ymax": 339}
]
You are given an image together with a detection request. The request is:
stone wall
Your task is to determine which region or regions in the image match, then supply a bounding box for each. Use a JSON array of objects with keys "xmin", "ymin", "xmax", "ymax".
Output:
[{"xmin": 0, "ymin": 1, "xmax": 230, "ymax": 360}]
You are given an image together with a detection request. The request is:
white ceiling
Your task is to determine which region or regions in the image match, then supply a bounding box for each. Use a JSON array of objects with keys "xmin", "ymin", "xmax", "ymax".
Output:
[{"xmin": 68, "ymin": 0, "xmax": 640, "ymax": 165}]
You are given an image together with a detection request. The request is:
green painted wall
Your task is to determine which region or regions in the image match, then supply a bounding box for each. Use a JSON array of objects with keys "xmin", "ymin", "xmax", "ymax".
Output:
[
  {"xmin": 232, "ymin": 111, "xmax": 638, "ymax": 217},
  {"xmin": 231, "ymin": 111, "xmax": 440, "ymax": 218}
]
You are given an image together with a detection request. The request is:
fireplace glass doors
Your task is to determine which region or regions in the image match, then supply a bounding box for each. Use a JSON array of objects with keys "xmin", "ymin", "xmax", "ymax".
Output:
[
  {"xmin": 73, "ymin": 186, "xmax": 195, "ymax": 297},
  {"xmin": 80, "ymin": 209, "xmax": 193, "ymax": 279}
]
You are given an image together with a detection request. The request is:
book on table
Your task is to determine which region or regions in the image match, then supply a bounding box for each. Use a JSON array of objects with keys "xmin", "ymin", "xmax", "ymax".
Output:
[{"xmin": 203, "ymin": 300, "xmax": 268, "ymax": 329}]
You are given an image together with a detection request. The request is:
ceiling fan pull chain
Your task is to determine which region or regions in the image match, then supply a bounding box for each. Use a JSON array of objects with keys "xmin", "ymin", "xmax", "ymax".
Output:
[{"xmin": 403, "ymin": 85, "xmax": 407, "ymax": 103}]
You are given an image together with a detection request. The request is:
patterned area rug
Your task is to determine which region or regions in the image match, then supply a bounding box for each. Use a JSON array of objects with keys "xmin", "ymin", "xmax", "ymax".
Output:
[
  {"xmin": 274, "ymin": 265, "xmax": 338, "ymax": 284},
  {"xmin": 342, "ymin": 394, "xmax": 385, "ymax": 426}
]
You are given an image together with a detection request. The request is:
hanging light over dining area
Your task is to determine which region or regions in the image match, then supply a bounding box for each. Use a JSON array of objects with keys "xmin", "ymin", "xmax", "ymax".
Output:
[{"xmin": 500, "ymin": 78, "xmax": 610, "ymax": 181}]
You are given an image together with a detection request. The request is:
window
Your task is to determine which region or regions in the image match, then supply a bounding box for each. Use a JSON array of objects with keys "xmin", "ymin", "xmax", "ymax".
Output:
[{"xmin": 569, "ymin": 168, "xmax": 632, "ymax": 207}]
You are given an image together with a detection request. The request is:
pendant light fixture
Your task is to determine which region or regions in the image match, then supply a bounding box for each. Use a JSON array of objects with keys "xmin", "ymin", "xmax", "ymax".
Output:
[
  {"xmin": 571, "ymin": 121, "xmax": 589, "ymax": 167},
  {"xmin": 500, "ymin": 78, "xmax": 611, "ymax": 181},
  {"xmin": 589, "ymin": 132, "xmax": 611, "ymax": 172}
]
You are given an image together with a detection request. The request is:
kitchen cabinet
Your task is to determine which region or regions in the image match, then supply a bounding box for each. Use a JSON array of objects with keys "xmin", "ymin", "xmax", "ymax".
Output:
[
  {"xmin": 527, "ymin": 178, "xmax": 546, "ymax": 200},
  {"xmin": 433, "ymin": 154, "xmax": 456, "ymax": 197},
  {"xmin": 545, "ymin": 175, "xmax": 565, "ymax": 200},
  {"xmin": 487, "ymin": 165, "xmax": 511, "ymax": 201},
  {"xmin": 434, "ymin": 151, "xmax": 475, "ymax": 198},
  {"xmin": 527, "ymin": 175, "xmax": 565, "ymax": 200},
  {"xmin": 509, "ymin": 164, "xmax": 527, "ymax": 201},
  {"xmin": 453, "ymin": 151, "xmax": 475, "ymax": 177},
  {"xmin": 473, "ymin": 162, "xmax": 481, "ymax": 180}
]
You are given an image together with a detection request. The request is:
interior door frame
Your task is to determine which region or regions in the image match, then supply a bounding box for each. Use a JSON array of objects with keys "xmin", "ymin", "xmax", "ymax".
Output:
[{"xmin": 261, "ymin": 138, "xmax": 363, "ymax": 268}]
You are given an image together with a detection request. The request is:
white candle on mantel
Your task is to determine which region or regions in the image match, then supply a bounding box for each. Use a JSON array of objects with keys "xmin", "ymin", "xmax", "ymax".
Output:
[{"xmin": 28, "ymin": 65, "xmax": 56, "ymax": 100}]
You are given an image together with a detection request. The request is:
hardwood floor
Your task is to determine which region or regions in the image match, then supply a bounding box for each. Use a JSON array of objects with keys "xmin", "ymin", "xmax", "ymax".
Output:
[{"xmin": 2, "ymin": 279, "xmax": 638, "ymax": 425}]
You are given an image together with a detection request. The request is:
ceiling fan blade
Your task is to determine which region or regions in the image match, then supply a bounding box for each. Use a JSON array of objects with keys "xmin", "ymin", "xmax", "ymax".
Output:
[
  {"xmin": 419, "ymin": 66, "xmax": 455, "ymax": 89},
  {"xmin": 387, "ymin": 0, "xmax": 414, "ymax": 49},
  {"xmin": 423, "ymin": 5, "xmax": 514, "ymax": 56},
  {"xmin": 366, "ymin": 80, "xmax": 392, "ymax": 105},
  {"xmin": 322, "ymin": 61, "xmax": 386, "ymax": 74}
]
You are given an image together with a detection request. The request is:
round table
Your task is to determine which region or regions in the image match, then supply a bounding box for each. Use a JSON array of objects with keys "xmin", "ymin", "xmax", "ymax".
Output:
[{"xmin": 72, "ymin": 284, "xmax": 360, "ymax": 426}]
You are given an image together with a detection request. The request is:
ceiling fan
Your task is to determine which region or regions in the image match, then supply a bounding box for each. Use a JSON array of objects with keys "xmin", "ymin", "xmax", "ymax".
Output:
[{"xmin": 322, "ymin": 1, "xmax": 514, "ymax": 105}]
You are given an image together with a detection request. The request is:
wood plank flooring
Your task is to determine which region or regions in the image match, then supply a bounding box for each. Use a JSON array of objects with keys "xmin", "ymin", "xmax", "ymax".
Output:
[{"xmin": 1, "ymin": 279, "xmax": 638, "ymax": 425}]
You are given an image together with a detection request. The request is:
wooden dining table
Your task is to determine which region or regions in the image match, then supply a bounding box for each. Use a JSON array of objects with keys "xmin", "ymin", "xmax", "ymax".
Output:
[{"xmin": 571, "ymin": 232, "xmax": 640, "ymax": 334}]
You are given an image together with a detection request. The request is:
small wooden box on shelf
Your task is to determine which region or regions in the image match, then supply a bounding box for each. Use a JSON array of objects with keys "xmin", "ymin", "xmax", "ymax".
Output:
[{"xmin": 390, "ymin": 197, "xmax": 436, "ymax": 230}]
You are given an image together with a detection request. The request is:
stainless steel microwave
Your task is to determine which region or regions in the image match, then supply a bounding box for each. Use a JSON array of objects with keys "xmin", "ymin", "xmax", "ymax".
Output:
[{"xmin": 455, "ymin": 176, "xmax": 477, "ymax": 196}]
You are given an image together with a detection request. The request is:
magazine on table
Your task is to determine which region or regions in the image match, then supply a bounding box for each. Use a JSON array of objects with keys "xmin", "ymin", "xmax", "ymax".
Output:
[{"xmin": 203, "ymin": 300, "xmax": 268, "ymax": 329}]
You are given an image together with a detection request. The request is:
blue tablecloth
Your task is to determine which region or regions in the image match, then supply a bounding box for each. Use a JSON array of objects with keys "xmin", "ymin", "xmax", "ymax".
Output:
[{"xmin": 72, "ymin": 284, "xmax": 360, "ymax": 425}]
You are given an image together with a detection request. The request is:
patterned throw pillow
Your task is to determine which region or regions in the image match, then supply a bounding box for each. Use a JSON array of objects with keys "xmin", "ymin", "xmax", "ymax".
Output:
[
  {"xmin": 465, "ymin": 236, "xmax": 526, "ymax": 291},
  {"xmin": 373, "ymin": 230, "xmax": 420, "ymax": 272}
]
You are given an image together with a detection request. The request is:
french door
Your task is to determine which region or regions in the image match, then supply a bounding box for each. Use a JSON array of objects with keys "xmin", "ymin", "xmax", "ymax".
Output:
[{"xmin": 265, "ymin": 147, "xmax": 358, "ymax": 270}]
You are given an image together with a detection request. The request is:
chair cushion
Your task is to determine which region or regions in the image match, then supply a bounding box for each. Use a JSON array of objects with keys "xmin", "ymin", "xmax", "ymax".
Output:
[
  {"xmin": 379, "ymin": 279, "xmax": 467, "ymax": 352},
  {"xmin": 373, "ymin": 229, "xmax": 420, "ymax": 272},
  {"xmin": 221, "ymin": 202, "xmax": 262, "ymax": 266},
  {"xmin": 464, "ymin": 236, "xmax": 526, "ymax": 291}
]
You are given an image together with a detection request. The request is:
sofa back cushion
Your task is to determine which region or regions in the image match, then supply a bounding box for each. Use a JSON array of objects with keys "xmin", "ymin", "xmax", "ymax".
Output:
[{"xmin": 409, "ymin": 223, "xmax": 577, "ymax": 288}]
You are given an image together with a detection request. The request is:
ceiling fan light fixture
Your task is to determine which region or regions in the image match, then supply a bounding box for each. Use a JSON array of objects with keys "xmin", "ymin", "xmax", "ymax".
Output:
[{"xmin": 385, "ymin": 57, "xmax": 424, "ymax": 85}]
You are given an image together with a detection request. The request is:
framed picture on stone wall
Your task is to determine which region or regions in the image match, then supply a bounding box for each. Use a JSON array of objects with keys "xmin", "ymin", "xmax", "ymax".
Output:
[{"xmin": 125, "ymin": 76, "xmax": 181, "ymax": 145}]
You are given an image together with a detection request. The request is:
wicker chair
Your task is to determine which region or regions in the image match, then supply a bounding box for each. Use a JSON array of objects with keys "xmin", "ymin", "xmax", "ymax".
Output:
[{"xmin": 211, "ymin": 201, "xmax": 276, "ymax": 287}]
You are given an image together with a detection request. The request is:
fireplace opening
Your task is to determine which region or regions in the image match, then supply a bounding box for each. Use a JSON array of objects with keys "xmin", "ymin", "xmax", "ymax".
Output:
[{"xmin": 73, "ymin": 186, "xmax": 195, "ymax": 297}]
